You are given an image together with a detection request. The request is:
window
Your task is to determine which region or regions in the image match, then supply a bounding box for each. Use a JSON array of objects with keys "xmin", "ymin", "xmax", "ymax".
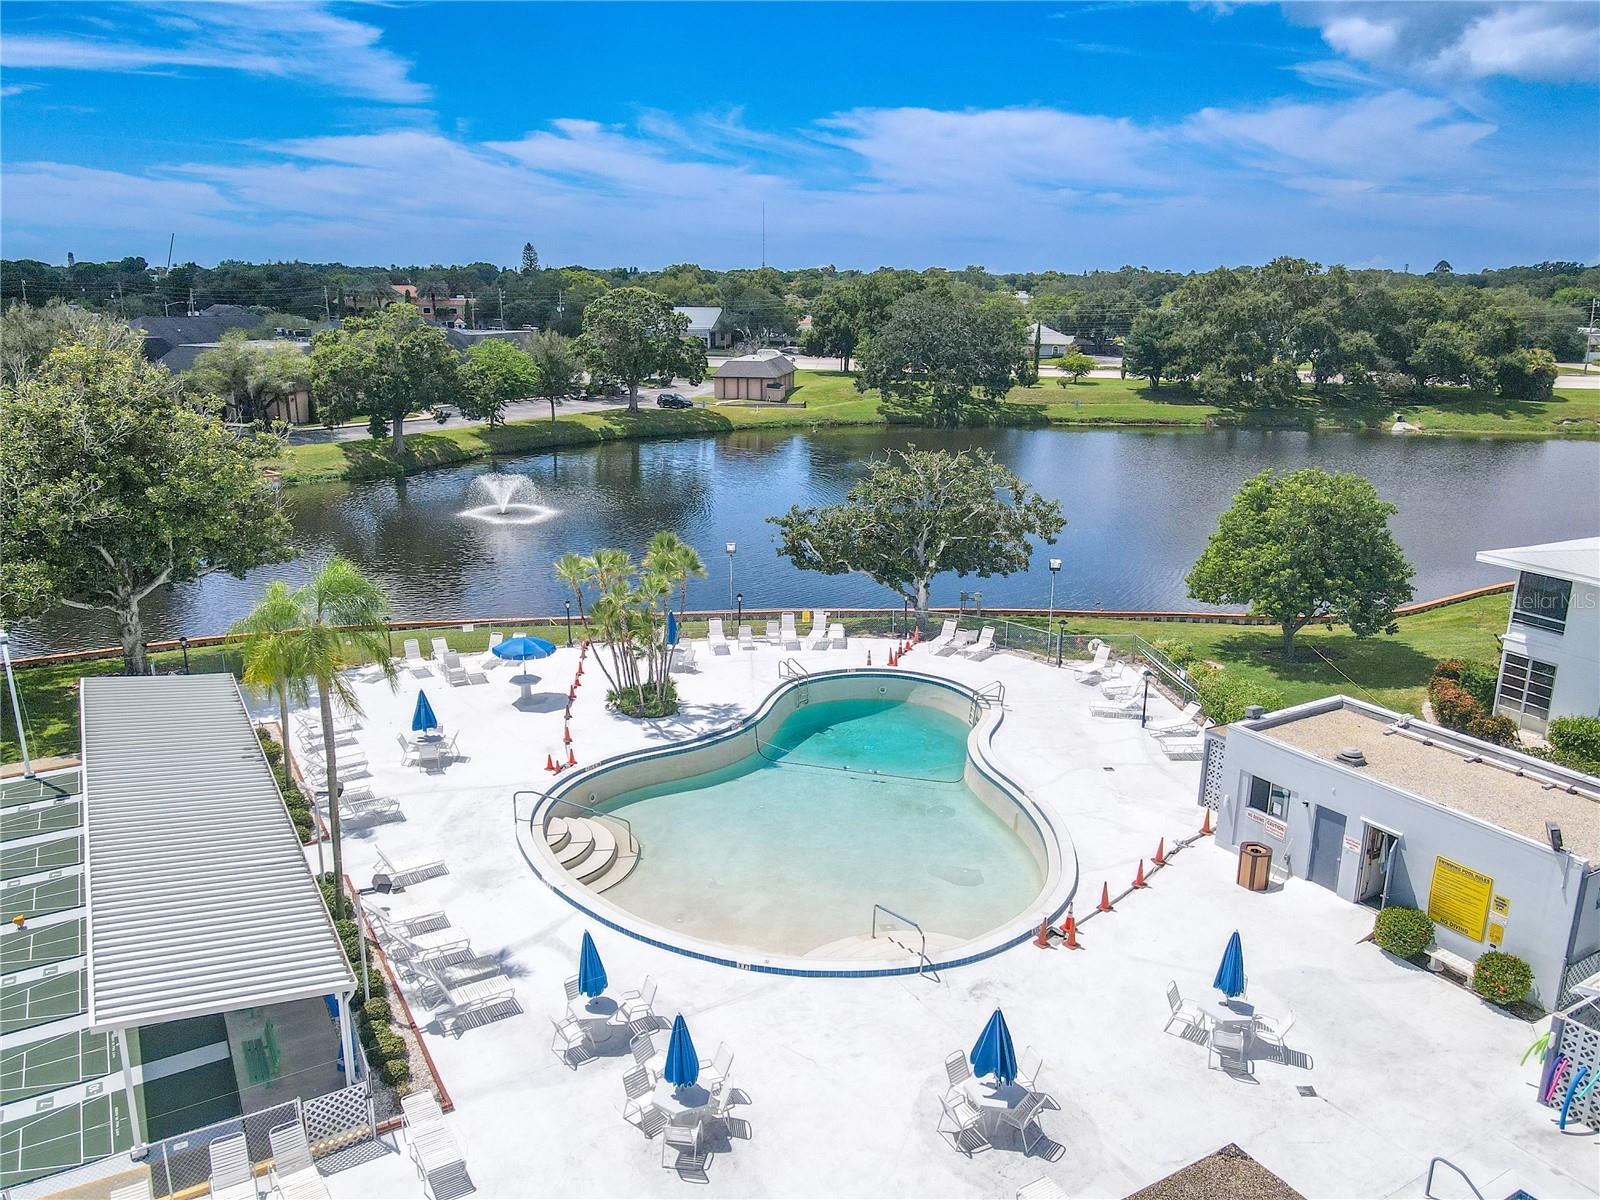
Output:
[
  {"xmin": 1248, "ymin": 776, "xmax": 1291, "ymax": 819},
  {"xmin": 1497, "ymin": 653, "xmax": 1557, "ymax": 720},
  {"xmin": 1511, "ymin": 571, "xmax": 1571, "ymax": 634}
]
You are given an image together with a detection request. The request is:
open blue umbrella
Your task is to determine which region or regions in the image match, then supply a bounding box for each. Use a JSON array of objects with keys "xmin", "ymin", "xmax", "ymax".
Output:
[
  {"xmin": 1213, "ymin": 930, "xmax": 1246, "ymax": 998},
  {"xmin": 663, "ymin": 1013, "xmax": 699, "ymax": 1089},
  {"xmin": 970, "ymin": 1008, "xmax": 1019, "ymax": 1085},
  {"xmin": 411, "ymin": 690, "xmax": 439, "ymax": 732},
  {"xmin": 666, "ymin": 611, "xmax": 679, "ymax": 647},
  {"xmin": 492, "ymin": 636, "xmax": 557, "ymax": 703},
  {"xmin": 577, "ymin": 931, "xmax": 607, "ymax": 998}
]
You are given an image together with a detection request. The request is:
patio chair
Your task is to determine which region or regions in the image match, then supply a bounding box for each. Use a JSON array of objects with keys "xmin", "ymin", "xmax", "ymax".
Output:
[
  {"xmin": 944, "ymin": 1051, "xmax": 978, "ymax": 1107},
  {"xmin": 662, "ymin": 1120, "xmax": 712, "ymax": 1181},
  {"xmin": 670, "ymin": 639, "xmax": 697, "ymax": 672},
  {"xmin": 738, "ymin": 625, "xmax": 757, "ymax": 651},
  {"xmin": 266, "ymin": 1121, "xmax": 328, "ymax": 1200},
  {"xmin": 705, "ymin": 619, "xmax": 732, "ymax": 655},
  {"xmin": 957, "ymin": 626, "xmax": 996, "ymax": 659},
  {"xmin": 431, "ymin": 970, "xmax": 518, "ymax": 1036},
  {"xmin": 406, "ymin": 1123, "xmax": 467, "ymax": 1199},
  {"xmin": 1208, "ymin": 1024, "xmax": 1254, "ymax": 1077},
  {"xmin": 1146, "ymin": 702, "xmax": 1204, "ymax": 738},
  {"xmin": 1015, "ymin": 1046, "xmax": 1043, "ymax": 1094},
  {"xmin": 401, "ymin": 1090, "xmax": 446, "ymax": 1134},
  {"xmin": 302, "ymin": 754, "xmax": 370, "ymax": 786},
  {"xmin": 374, "ymin": 846, "xmax": 449, "ymax": 890},
  {"xmin": 621, "ymin": 1066, "xmax": 670, "ymax": 1138},
  {"xmin": 396, "ymin": 733, "xmax": 421, "ymax": 767},
  {"xmin": 630, "ymin": 1031, "xmax": 661, "ymax": 1079},
  {"xmin": 402, "ymin": 639, "xmax": 431, "ymax": 678},
  {"xmin": 806, "ymin": 609, "xmax": 830, "ymax": 649},
  {"xmin": 1099, "ymin": 665, "xmax": 1137, "ymax": 697},
  {"xmin": 764, "ymin": 619, "xmax": 781, "ymax": 643},
  {"xmin": 619, "ymin": 975, "xmax": 658, "ymax": 1034},
  {"xmin": 699, "ymin": 1041, "xmax": 734, "ymax": 1093},
  {"xmin": 925, "ymin": 618, "xmax": 958, "ymax": 652},
  {"xmin": 1160, "ymin": 735, "xmax": 1206, "ymax": 761},
  {"xmin": 335, "ymin": 792, "xmax": 403, "ymax": 827},
  {"xmin": 780, "ymin": 612, "xmax": 801, "ymax": 650},
  {"xmin": 481, "ymin": 632, "xmax": 505, "ymax": 669},
  {"xmin": 937, "ymin": 1090, "xmax": 991, "ymax": 1158},
  {"xmin": 430, "ymin": 637, "xmax": 451, "ymax": 661},
  {"xmin": 298, "ymin": 720, "xmax": 358, "ymax": 750},
  {"xmin": 205, "ymin": 1133, "xmax": 257, "ymax": 1200},
  {"xmin": 1163, "ymin": 981, "xmax": 1207, "ymax": 1039},
  {"xmin": 998, "ymin": 1090, "xmax": 1050, "ymax": 1156},
  {"xmin": 936, "ymin": 629, "xmax": 976, "ymax": 657},
  {"xmin": 827, "ymin": 622, "xmax": 848, "ymax": 649},
  {"xmin": 551, "ymin": 1014, "xmax": 595, "ymax": 1069},
  {"xmin": 1089, "ymin": 693, "xmax": 1143, "ymax": 719},
  {"xmin": 1067, "ymin": 641, "xmax": 1110, "ymax": 680},
  {"xmin": 1253, "ymin": 1009, "xmax": 1295, "ymax": 1053},
  {"xmin": 373, "ymin": 906, "xmax": 451, "ymax": 938}
]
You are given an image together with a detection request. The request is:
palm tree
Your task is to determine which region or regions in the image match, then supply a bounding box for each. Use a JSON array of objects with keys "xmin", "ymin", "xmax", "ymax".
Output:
[
  {"xmin": 553, "ymin": 552, "xmax": 593, "ymax": 625},
  {"xmin": 644, "ymin": 531, "xmax": 707, "ymax": 616},
  {"xmin": 229, "ymin": 579, "xmax": 309, "ymax": 821}
]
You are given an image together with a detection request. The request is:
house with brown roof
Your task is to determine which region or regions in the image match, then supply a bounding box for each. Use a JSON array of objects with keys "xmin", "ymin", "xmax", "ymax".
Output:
[{"xmin": 712, "ymin": 350, "xmax": 796, "ymax": 402}]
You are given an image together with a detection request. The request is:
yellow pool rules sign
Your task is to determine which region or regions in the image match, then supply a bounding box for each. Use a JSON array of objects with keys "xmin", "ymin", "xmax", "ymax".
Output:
[{"xmin": 1427, "ymin": 856, "xmax": 1493, "ymax": 941}]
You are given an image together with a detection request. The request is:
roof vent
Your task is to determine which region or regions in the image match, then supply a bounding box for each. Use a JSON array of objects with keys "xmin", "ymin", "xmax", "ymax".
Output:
[{"xmin": 1336, "ymin": 746, "xmax": 1367, "ymax": 768}]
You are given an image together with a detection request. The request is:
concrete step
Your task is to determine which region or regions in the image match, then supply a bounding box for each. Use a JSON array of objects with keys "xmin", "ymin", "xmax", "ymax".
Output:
[
  {"xmin": 552, "ymin": 819, "xmax": 595, "ymax": 869},
  {"xmin": 545, "ymin": 817, "xmax": 572, "ymax": 854},
  {"xmin": 582, "ymin": 817, "xmax": 639, "ymax": 893},
  {"xmin": 572, "ymin": 820, "xmax": 618, "ymax": 885}
]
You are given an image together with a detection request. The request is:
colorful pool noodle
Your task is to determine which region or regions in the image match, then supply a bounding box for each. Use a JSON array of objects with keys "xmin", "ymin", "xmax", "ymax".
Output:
[
  {"xmin": 1559, "ymin": 1065, "xmax": 1588, "ymax": 1130},
  {"xmin": 1543, "ymin": 1056, "xmax": 1570, "ymax": 1104}
]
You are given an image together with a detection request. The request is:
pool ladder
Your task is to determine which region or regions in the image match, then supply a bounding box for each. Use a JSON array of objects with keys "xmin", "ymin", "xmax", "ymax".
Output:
[
  {"xmin": 872, "ymin": 904, "xmax": 937, "ymax": 980},
  {"xmin": 968, "ymin": 681, "xmax": 1006, "ymax": 725}
]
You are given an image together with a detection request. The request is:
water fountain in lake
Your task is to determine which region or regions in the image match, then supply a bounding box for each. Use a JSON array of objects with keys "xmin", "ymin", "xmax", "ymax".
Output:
[{"xmin": 461, "ymin": 474, "xmax": 556, "ymax": 525}]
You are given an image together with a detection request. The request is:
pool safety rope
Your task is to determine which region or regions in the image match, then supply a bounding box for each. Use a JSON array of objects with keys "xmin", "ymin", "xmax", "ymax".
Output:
[{"xmin": 1045, "ymin": 818, "xmax": 1216, "ymax": 948}]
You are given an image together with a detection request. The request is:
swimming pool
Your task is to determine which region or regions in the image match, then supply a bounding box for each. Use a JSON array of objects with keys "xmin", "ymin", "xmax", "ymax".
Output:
[{"xmin": 524, "ymin": 671, "xmax": 1073, "ymax": 975}]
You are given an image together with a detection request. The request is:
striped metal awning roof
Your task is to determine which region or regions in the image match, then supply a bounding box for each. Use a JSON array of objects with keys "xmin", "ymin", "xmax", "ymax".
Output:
[{"xmin": 80, "ymin": 675, "xmax": 354, "ymax": 1030}]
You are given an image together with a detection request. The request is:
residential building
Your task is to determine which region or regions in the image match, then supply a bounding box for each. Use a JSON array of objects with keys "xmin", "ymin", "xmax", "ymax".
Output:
[
  {"xmin": 712, "ymin": 350, "xmax": 796, "ymax": 401},
  {"xmin": 1026, "ymin": 322, "xmax": 1078, "ymax": 358},
  {"xmin": 674, "ymin": 305, "xmax": 733, "ymax": 349},
  {"xmin": 131, "ymin": 304, "xmax": 262, "ymax": 364},
  {"xmin": 1201, "ymin": 695, "xmax": 1600, "ymax": 1009},
  {"xmin": 1476, "ymin": 536, "xmax": 1599, "ymax": 733}
]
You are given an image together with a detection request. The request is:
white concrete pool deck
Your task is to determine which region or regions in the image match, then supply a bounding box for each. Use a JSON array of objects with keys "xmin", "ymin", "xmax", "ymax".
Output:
[{"xmin": 297, "ymin": 636, "xmax": 1596, "ymax": 1199}]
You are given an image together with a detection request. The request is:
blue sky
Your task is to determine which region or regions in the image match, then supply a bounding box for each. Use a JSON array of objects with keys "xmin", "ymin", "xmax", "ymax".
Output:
[{"xmin": 2, "ymin": 1, "xmax": 1596, "ymax": 272}]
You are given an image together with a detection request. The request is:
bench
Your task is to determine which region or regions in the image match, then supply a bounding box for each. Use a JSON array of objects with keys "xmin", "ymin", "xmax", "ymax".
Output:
[{"xmin": 1426, "ymin": 946, "xmax": 1473, "ymax": 980}]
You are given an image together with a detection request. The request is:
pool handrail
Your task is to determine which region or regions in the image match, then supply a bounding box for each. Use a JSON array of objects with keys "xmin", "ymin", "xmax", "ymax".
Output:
[
  {"xmin": 778, "ymin": 658, "xmax": 808, "ymax": 679},
  {"xmin": 871, "ymin": 904, "xmax": 931, "ymax": 976},
  {"xmin": 514, "ymin": 788, "xmax": 637, "ymax": 856}
]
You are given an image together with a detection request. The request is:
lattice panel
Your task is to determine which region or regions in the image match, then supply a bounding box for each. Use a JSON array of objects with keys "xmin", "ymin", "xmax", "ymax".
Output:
[
  {"xmin": 304, "ymin": 1083, "xmax": 374, "ymax": 1154},
  {"xmin": 1546, "ymin": 1005, "xmax": 1600, "ymax": 1130},
  {"xmin": 1559, "ymin": 948, "xmax": 1600, "ymax": 1010},
  {"xmin": 1200, "ymin": 734, "xmax": 1227, "ymax": 810}
]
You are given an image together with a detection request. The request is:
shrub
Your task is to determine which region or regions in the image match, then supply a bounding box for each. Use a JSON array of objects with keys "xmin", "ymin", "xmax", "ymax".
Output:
[
  {"xmin": 1373, "ymin": 905, "xmax": 1434, "ymax": 958},
  {"xmin": 1548, "ymin": 716, "xmax": 1600, "ymax": 771},
  {"xmin": 256, "ymin": 729, "xmax": 284, "ymax": 765},
  {"xmin": 379, "ymin": 1058, "xmax": 412, "ymax": 1087},
  {"xmin": 363, "ymin": 997, "xmax": 393, "ymax": 1026},
  {"xmin": 1465, "ymin": 713, "xmax": 1518, "ymax": 747},
  {"xmin": 1472, "ymin": 951, "xmax": 1533, "ymax": 1006},
  {"xmin": 608, "ymin": 678, "xmax": 680, "ymax": 718},
  {"xmin": 372, "ymin": 1027, "xmax": 407, "ymax": 1062},
  {"xmin": 1429, "ymin": 678, "xmax": 1480, "ymax": 729},
  {"xmin": 1190, "ymin": 664, "xmax": 1283, "ymax": 725},
  {"xmin": 357, "ymin": 967, "xmax": 387, "ymax": 1004},
  {"xmin": 1147, "ymin": 637, "xmax": 1202, "ymax": 673}
]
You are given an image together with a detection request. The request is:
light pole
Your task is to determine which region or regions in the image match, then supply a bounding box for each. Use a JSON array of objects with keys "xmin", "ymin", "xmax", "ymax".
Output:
[
  {"xmin": 564, "ymin": 600, "xmax": 572, "ymax": 647},
  {"xmin": 0, "ymin": 629, "xmax": 33, "ymax": 778},
  {"xmin": 1140, "ymin": 669, "xmax": 1153, "ymax": 727},
  {"xmin": 1047, "ymin": 557, "xmax": 1062, "ymax": 627},
  {"xmin": 725, "ymin": 542, "xmax": 737, "ymax": 608},
  {"xmin": 736, "ymin": 593, "xmax": 744, "ymax": 628},
  {"xmin": 179, "ymin": 636, "xmax": 191, "ymax": 675}
]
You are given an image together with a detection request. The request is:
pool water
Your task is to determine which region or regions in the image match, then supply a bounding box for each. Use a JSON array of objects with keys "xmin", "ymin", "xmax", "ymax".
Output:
[{"xmin": 594, "ymin": 698, "xmax": 1045, "ymax": 958}]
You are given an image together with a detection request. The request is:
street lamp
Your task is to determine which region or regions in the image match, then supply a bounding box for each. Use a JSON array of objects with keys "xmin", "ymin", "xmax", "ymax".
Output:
[
  {"xmin": 1047, "ymin": 557, "xmax": 1062, "ymax": 628},
  {"xmin": 179, "ymin": 636, "xmax": 191, "ymax": 675},
  {"xmin": 725, "ymin": 542, "xmax": 737, "ymax": 608},
  {"xmin": 1140, "ymin": 668, "xmax": 1153, "ymax": 727},
  {"xmin": 736, "ymin": 593, "xmax": 744, "ymax": 627},
  {"xmin": 564, "ymin": 600, "xmax": 572, "ymax": 647}
]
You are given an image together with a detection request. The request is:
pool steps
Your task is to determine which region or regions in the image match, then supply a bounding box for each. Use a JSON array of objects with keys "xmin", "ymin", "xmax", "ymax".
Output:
[{"xmin": 545, "ymin": 815, "xmax": 638, "ymax": 892}]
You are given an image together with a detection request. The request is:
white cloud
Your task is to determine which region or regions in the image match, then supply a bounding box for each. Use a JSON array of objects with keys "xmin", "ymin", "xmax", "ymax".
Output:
[
  {"xmin": 0, "ymin": 3, "xmax": 427, "ymax": 103},
  {"xmin": 1287, "ymin": 2, "xmax": 1600, "ymax": 83}
]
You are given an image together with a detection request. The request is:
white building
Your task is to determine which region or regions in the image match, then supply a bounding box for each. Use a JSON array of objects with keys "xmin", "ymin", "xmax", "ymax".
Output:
[
  {"xmin": 1476, "ymin": 536, "xmax": 1600, "ymax": 734},
  {"xmin": 673, "ymin": 306, "xmax": 731, "ymax": 349},
  {"xmin": 1202, "ymin": 695, "xmax": 1600, "ymax": 1009},
  {"xmin": 1025, "ymin": 322, "xmax": 1078, "ymax": 358}
]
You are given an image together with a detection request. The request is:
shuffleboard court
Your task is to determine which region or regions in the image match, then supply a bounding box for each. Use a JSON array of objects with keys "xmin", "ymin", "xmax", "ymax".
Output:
[
  {"xmin": 0, "ymin": 773, "xmax": 80, "ymax": 809},
  {"xmin": 0, "ymin": 875, "xmax": 83, "ymax": 921},
  {"xmin": 0, "ymin": 1030, "xmax": 114, "ymax": 1105},
  {"xmin": 0, "ymin": 920, "xmax": 84, "ymax": 973},
  {"xmin": 0, "ymin": 838, "xmax": 81, "ymax": 882},
  {"xmin": 0, "ymin": 802, "xmax": 81, "ymax": 840},
  {"xmin": 0, "ymin": 1091, "xmax": 131, "ymax": 1189},
  {"xmin": 0, "ymin": 970, "xmax": 85, "ymax": 1035}
]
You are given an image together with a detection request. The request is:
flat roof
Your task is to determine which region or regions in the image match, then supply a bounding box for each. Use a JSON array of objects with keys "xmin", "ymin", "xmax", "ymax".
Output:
[
  {"xmin": 1476, "ymin": 536, "xmax": 1600, "ymax": 587},
  {"xmin": 1246, "ymin": 699, "xmax": 1600, "ymax": 859},
  {"xmin": 80, "ymin": 675, "xmax": 354, "ymax": 1031}
]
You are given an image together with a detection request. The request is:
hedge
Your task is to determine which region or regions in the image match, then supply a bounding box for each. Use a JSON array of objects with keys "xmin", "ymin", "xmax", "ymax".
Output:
[
  {"xmin": 1374, "ymin": 905, "xmax": 1434, "ymax": 958},
  {"xmin": 1472, "ymin": 951, "xmax": 1534, "ymax": 1006},
  {"xmin": 1547, "ymin": 715, "xmax": 1600, "ymax": 775},
  {"xmin": 316, "ymin": 872, "xmax": 409, "ymax": 1087},
  {"xmin": 1428, "ymin": 664, "xmax": 1516, "ymax": 747}
]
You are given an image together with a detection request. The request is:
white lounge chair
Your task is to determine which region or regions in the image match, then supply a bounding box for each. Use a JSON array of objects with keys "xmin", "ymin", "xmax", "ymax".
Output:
[
  {"xmin": 764, "ymin": 619, "xmax": 781, "ymax": 643},
  {"xmin": 430, "ymin": 968, "xmax": 518, "ymax": 1035},
  {"xmin": 1090, "ymin": 693, "xmax": 1143, "ymax": 719},
  {"xmin": 737, "ymin": 625, "xmax": 756, "ymax": 651},
  {"xmin": 1099, "ymin": 664, "xmax": 1138, "ymax": 697},
  {"xmin": 430, "ymin": 637, "xmax": 451, "ymax": 661},
  {"xmin": 333, "ymin": 792, "xmax": 402, "ymax": 827},
  {"xmin": 827, "ymin": 622, "xmax": 848, "ymax": 649},
  {"xmin": 205, "ymin": 1133, "xmax": 257, "ymax": 1200},
  {"xmin": 705, "ymin": 619, "xmax": 732, "ymax": 655},
  {"xmin": 780, "ymin": 612, "xmax": 801, "ymax": 650},
  {"xmin": 416, "ymin": 952, "xmax": 504, "ymax": 1002},
  {"xmin": 1160, "ymin": 735, "xmax": 1206, "ymax": 761},
  {"xmin": 267, "ymin": 1122, "xmax": 328, "ymax": 1200},
  {"xmin": 400, "ymin": 1093, "xmax": 467, "ymax": 1197},
  {"xmin": 374, "ymin": 846, "xmax": 448, "ymax": 890},
  {"xmin": 402, "ymin": 639, "xmax": 430, "ymax": 678},
  {"xmin": 481, "ymin": 631, "xmax": 504, "ymax": 669},
  {"xmin": 925, "ymin": 618, "xmax": 958, "ymax": 652},
  {"xmin": 936, "ymin": 629, "xmax": 976, "ymax": 657},
  {"xmin": 1067, "ymin": 642, "xmax": 1110, "ymax": 680},
  {"xmin": 1145, "ymin": 701, "xmax": 1203, "ymax": 737},
  {"xmin": 373, "ymin": 906, "xmax": 450, "ymax": 938},
  {"xmin": 303, "ymin": 754, "xmax": 369, "ymax": 786},
  {"xmin": 671, "ymin": 640, "xmax": 697, "ymax": 672},
  {"xmin": 957, "ymin": 626, "xmax": 996, "ymax": 659},
  {"xmin": 805, "ymin": 610, "xmax": 830, "ymax": 649},
  {"xmin": 1163, "ymin": 980, "xmax": 1207, "ymax": 1039}
]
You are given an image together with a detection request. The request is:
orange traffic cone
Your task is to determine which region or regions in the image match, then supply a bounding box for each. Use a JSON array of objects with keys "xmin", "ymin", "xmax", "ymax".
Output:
[
  {"xmin": 1133, "ymin": 859, "xmax": 1148, "ymax": 888},
  {"xmin": 576, "ymin": 661, "xmax": 584, "ymax": 678},
  {"xmin": 564, "ymin": 703, "xmax": 572, "ymax": 721},
  {"xmin": 1097, "ymin": 882, "xmax": 1113, "ymax": 913},
  {"xmin": 1153, "ymin": 837, "xmax": 1166, "ymax": 866},
  {"xmin": 1034, "ymin": 918, "xmax": 1053, "ymax": 949},
  {"xmin": 568, "ymin": 684, "xmax": 577, "ymax": 701},
  {"xmin": 544, "ymin": 754, "xmax": 558, "ymax": 773},
  {"xmin": 866, "ymin": 651, "xmax": 872, "ymax": 666},
  {"xmin": 1201, "ymin": 809, "xmax": 1214, "ymax": 836},
  {"xmin": 1061, "ymin": 911, "xmax": 1080, "ymax": 950},
  {"xmin": 563, "ymin": 725, "xmax": 572, "ymax": 745},
  {"xmin": 889, "ymin": 650, "xmax": 898, "ymax": 666},
  {"xmin": 566, "ymin": 747, "xmax": 577, "ymax": 767}
]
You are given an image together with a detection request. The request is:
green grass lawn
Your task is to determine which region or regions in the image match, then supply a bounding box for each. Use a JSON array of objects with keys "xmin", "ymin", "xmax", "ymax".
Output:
[
  {"xmin": 3, "ymin": 597, "xmax": 1510, "ymax": 765},
  {"xmin": 275, "ymin": 372, "xmax": 1598, "ymax": 484}
]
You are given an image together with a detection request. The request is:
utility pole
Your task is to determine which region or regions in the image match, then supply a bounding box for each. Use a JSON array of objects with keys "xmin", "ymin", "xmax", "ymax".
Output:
[
  {"xmin": 1587, "ymin": 298, "xmax": 1597, "ymax": 375},
  {"xmin": 498, "ymin": 287, "xmax": 505, "ymax": 329},
  {"xmin": 760, "ymin": 202, "xmax": 766, "ymax": 269},
  {"xmin": 187, "ymin": 287, "xmax": 197, "ymax": 317},
  {"xmin": 166, "ymin": 233, "xmax": 175, "ymax": 274},
  {"xmin": 323, "ymin": 286, "xmax": 331, "ymax": 322}
]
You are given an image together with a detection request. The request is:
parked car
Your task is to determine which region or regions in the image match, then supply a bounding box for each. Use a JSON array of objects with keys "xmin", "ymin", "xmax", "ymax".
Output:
[
  {"xmin": 779, "ymin": 345, "xmax": 802, "ymax": 356},
  {"xmin": 656, "ymin": 392, "xmax": 693, "ymax": 409}
]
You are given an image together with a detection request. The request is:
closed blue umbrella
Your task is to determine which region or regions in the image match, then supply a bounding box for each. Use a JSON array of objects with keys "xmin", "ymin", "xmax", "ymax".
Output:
[
  {"xmin": 577, "ymin": 931, "xmax": 607, "ymax": 998},
  {"xmin": 970, "ymin": 1008, "xmax": 1019, "ymax": 1085},
  {"xmin": 663, "ymin": 1013, "xmax": 699, "ymax": 1089},
  {"xmin": 666, "ymin": 611, "xmax": 679, "ymax": 647},
  {"xmin": 1213, "ymin": 930, "xmax": 1246, "ymax": 998},
  {"xmin": 493, "ymin": 636, "xmax": 557, "ymax": 704},
  {"xmin": 411, "ymin": 690, "xmax": 439, "ymax": 732}
]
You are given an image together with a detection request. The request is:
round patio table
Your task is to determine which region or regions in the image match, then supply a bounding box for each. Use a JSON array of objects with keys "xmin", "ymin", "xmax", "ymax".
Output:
[{"xmin": 1207, "ymin": 996, "xmax": 1255, "ymax": 1032}]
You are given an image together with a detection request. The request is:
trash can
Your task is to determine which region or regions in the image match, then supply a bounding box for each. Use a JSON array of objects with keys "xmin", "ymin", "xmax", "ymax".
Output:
[{"xmin": 1236, "ymin": 842, "xmax": 1272, "ymax": 891}]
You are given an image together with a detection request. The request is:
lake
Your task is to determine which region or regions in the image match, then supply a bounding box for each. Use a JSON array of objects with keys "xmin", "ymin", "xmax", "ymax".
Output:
[{"xmin": 14, "ymin": 427, "xmax": 1599, "ymax": 655}]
